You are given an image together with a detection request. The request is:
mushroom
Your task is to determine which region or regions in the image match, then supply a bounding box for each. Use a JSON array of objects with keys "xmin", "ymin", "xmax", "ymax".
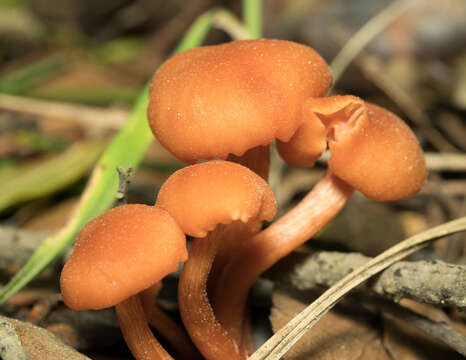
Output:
[
  {"xmin": 60, "ymin": 204, "xmax": 187, "ymax": 360},
  {"xmin": 213, "ymin": 95, "xmax": 427, "ymax": 340},
  {"xmin": 156, "ymin": 160, "xmax": 277, "ymax": 360},
  {"xmin": 147, "ymin": 40, "xmax": 426, "ymax": 349},
  {"xmin": 147, "ymin": 39, "xmax": 331, "ymax": 345},
  {"xmin": 148, "ymin": 38, "xmax": 332, "ymax": 180}
]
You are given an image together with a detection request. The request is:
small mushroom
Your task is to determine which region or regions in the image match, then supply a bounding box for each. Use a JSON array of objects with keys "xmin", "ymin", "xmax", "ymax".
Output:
[
  {"xmin": 60, "ymin": 204, "xmax": 187, "ymax": 360},
  {"xmin": 278, "ymin": 96, "xmax": 427, "ymax": 200},
  {"xmin": 156, "ymin": 160, "xmax": 277, "ymax": 360},
  {"xmin": 214, "ymin": 95, "xmax": 427, "ymax": 341}
]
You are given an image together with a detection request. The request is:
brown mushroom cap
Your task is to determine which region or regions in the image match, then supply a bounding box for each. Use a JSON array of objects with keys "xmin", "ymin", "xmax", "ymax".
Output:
[
  {"xmin": 148, "ymin": 39, "xmax": 332, "ymax": 163},
  {"xmin": 60, "ymin": 204, "xmax": 187, "ymax": 311},
  {"xmin": 328, "ymin": 100, "xmax": 426, "ymax": 201},
  {"xmin": 156, "ymin": 160, "xmax": 277, "ymax": 238},
  {"xmin": 279, "ymin": 95, "xmax": 427, "ymax": 201}
]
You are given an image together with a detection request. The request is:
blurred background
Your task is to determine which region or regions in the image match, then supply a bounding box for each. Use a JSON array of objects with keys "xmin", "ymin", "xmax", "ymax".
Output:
[
  {"xmin": 0, "ymin": 0, "xmax": 465, "ymax": 359},
  {"xmin": 1, "ymin": 0, "xmax": 464, "ymax": 253}
]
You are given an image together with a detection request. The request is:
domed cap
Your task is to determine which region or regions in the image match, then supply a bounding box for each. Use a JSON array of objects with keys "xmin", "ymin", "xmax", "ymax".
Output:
[
  {"xmin": 278, "ymin": 96, "xmax": 427, "ymax": 201},
  {"xmin": 156, "ymin": 160, "xmax": 277, "ymax": 238},
  {"xmin": 60, "ymin": 204, "xmax": 187, "ymax": 311},
  {"xmin": 148, "ymin": 39, "xmax": 332, "ymax": 163}
]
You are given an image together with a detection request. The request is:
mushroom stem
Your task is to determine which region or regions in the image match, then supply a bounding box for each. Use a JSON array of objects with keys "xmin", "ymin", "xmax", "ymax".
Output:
[
  {"xmin": 227, "ymin": 145, "xmax": 270, "ymax": 181},
  {"xmin": 213, "ymin": 171, "xmax": 353, "ymax": 340},
  {"xmin": 141, "ymin": 284, "xmax": 200, "ymax": 359},
  {"xmin": 178, "ymin": 223, "xmax": 249, "ymax": 360},
  {"xmin": 115, "ymin": 294, "xmax": 173, "ymax": 360},
  {"xmin": 206, "ymin": 149, "xmax": 270, "ymax": 291},
  {"xmin": 240, "ymin": 307, "xmax": 256, "ymax": 354},
  {"xmin": 147, "ymin": 306, "xmax": 200, "ymax": 359}
]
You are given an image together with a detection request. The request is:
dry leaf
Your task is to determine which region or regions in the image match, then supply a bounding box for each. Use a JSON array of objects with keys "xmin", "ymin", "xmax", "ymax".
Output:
[
  {"xmin": 270, "ymin": 289, "xmax": 390, "ymax": 360},
  {"xmin": 382, "ymin": 313, "xmax": 463, "ymax": 360},
  {"xmin": 382, "ymin": 298, "xmax": 465, "ymax": 359}
]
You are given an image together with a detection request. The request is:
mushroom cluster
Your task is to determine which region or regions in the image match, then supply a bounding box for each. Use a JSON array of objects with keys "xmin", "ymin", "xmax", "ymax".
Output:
[
  {"xmin": 61, "ymin": 39, "xmax": 427, "ymax": 360},
  {"xmin": 61, "ymin": 160, "xmax": 276, "ymax": 360}
]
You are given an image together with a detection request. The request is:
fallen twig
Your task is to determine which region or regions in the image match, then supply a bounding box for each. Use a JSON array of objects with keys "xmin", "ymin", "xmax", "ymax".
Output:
[
  {"xmin": 318, "ymin": 151, "xmax": 466, "ymax": 172},
  {"xmin": 0, "ymin": 93, "xmax": 128, "ymax": 133},
  {"xmin": 115, "ymin": 166, "xmax": 134, "ymax": 206},
  {"xmin": 291, "ymin": 252, "xmax": 465, "ymax": 309}
]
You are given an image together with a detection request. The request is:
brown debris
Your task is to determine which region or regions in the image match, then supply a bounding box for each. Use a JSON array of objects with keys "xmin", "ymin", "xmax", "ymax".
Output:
[
  {"xmin": 291, "ymin": 251, "xmax": 466, "ymax": 309},
  {"xmin": 270, "ymin": 290, "xmax": 391, "ymax": 360},
  {"xmin": 0, "ymin": 315, "xmax": 90, "ymax": 360}
]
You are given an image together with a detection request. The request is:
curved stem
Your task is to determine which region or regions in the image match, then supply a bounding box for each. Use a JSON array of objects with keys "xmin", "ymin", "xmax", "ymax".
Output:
[
  {"xmin": 212, "ymin": 145, "xmax": 270, "ymax": 286},
  {"xmin": 178, "ymin": 224, "xmax": 248, "ymax": 360},
  {"xmin": 147, "ymin": 306, "xmax": 200, "ymax": 359},
  {"xmin": 205, "ymin": 145, "xmax": 270, "ymax": 346},
  {"xmin": 214, "ymin": 171, "xmax": 353, "ymax": 339},
  {"xmin": 241, "ymin": 307, "xmax": 256, "ymax": 355},
  {"xmin": 140, "ymin": 284, "xmax": 200, "ymax": 359},
  {"xmin": 115, "ymin": 295, "xmax": 173, "ymax": 360}
]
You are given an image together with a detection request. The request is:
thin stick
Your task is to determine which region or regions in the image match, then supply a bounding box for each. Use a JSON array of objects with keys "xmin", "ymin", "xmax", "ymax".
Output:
[
  {"xmin": 212, "ymin": 9, "xmax": 252, "ymax": 40},
  {"xmin": 319, "ymin": 151, "xmax": 466, "ymax": 172},
  {"xmin": 330, "ymin": 0, "xmax": 415, "ymax": 87},
  {"xmin": 291, "ymin": 252, "xmax": 466, "ymax": 309},
  {"xmin": 0, "ymin": 93, "xmax": 128, "ymax": 132},
  {"xmin": 115, "ymin": 166, "xmax": 133, "ymax": 206},
  {"xmin": 358, "ymin": 55, "xmax": 458, "ymax": 153},
  {"xmin": 249, "ymin": 216, "xmax": 466, "ymax": 360}
]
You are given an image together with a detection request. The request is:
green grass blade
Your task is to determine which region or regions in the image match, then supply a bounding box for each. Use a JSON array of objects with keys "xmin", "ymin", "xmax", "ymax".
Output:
[
  {"xmin": 26, "ymin": 86, "xmax": 141, "ymax": 106},
  {"xmin": 212, "ymin": 9, "xmax": 252, "ymax": 40},
  {"xmin": 0, "ymin": 8, "xmax": 221, "ymax": 304},
  {"xmin": 0, "ymin": 142, "xmax": 103, "ymax": 212},
  {"xmin": 329, "ymin": 0, "xmax": 414, "ymax": 87},
  {"xmin": 174, "ymin": 8, "xmax": 220, "ymax": 53},
  {"xmin": 0, "ymin": 54, "xmax": 68, "ymax": 94},
  {"xmin": 243, "ymin": 0, "xmax": 262, "ymax": 38}
]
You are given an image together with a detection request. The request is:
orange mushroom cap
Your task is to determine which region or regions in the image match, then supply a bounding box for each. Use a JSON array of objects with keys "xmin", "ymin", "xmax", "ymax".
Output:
[
  {"xmin": 60, "ymin": 204, "xmax": 187, "ymax": 311},
  {"xmin": 148, "ymin": 39, "xmax": 332, "ymax": 163},
  {"xmin": 278, "ymin": 95, "xmax": 427, "ymax": 201},
  {"xmin": 329, "ymin": 101, "xmax": 426, "ymax": 201},
  {"xmin": 156, "ymin": 160, "xmax": 277, "ymax": 238}
]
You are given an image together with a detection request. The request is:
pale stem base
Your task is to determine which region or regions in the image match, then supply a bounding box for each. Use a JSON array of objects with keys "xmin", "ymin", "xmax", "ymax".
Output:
[{"xmin": 115, "ymin": 294, "xmax": 173, "ymax": 360}]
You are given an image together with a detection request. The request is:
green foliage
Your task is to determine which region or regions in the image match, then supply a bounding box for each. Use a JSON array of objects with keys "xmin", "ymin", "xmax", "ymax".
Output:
[
  {"xmin": 0, "ymin": 54, "xmax": 68, "ymax": 94},
  {"xmin": 0, "ymin": 142, "xmax": 102, "ymax": 212}
]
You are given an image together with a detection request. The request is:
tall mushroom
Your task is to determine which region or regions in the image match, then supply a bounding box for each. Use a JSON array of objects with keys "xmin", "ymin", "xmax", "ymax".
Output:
[
  {"xmin": 148, "ymin": 39, "xmax": 331, "ymax": 345},
  {"xmin": 155, "ymin": 160, "xmax": 277, "ymax": 360},
  {"xmin": 60, "ymin": 204, "xmax": 187, "ymax": 360},
  {"xmin": 213, "ymin": 95, "xmax": 427, "ymax": 340}
]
